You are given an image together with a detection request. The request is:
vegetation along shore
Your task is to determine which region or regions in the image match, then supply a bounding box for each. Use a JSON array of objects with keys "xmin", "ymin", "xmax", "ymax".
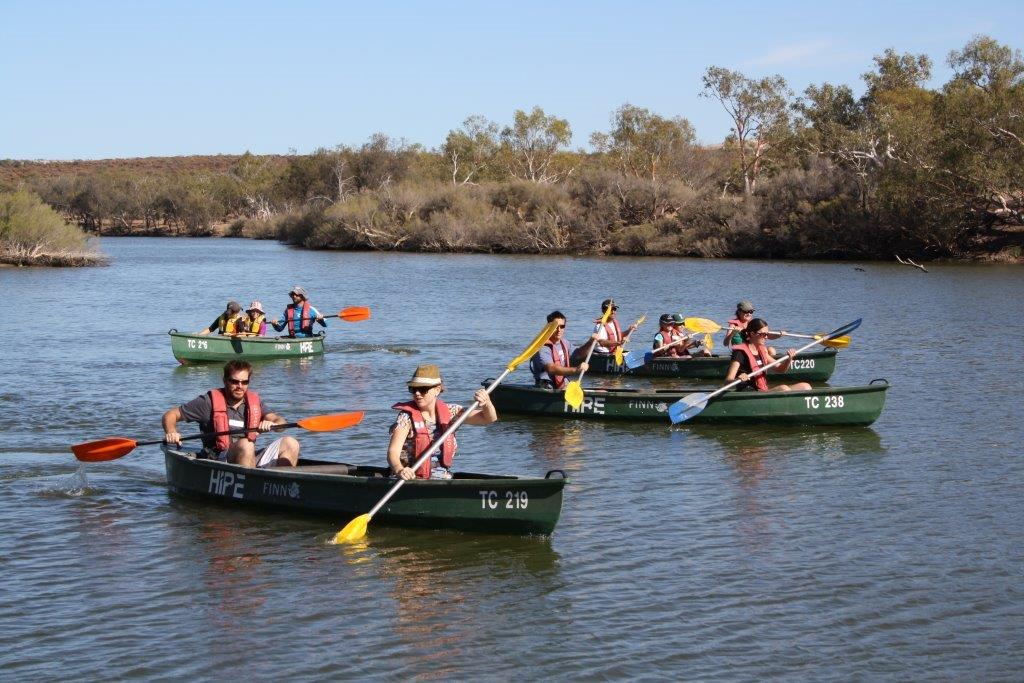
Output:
[{"xmin": 2, "ymin": 37, "xmax": 1020, "ymax": 266}]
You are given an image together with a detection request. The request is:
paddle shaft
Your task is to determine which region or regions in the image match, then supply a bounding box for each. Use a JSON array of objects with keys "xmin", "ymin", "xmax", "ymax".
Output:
[
  {"xmin": 650, "ymin": 333, "xmax": 694, "ymax": 354},
  {"xmin": 365, "ymin": 369, "xmax": 509, "ymax": 519},
  {"xmin": 153, "ymin": 422, "xmax": 298, "ymax": 448}
]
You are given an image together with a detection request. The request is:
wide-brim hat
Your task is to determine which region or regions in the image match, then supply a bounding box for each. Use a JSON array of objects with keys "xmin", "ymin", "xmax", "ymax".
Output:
[
  {"xmin": 289, "ymin": 285, "xmax": 308, "ymax": 299},
  {"xmin": 407, "ymin": 364, "xmax": 443, "ymax": 388},
  {"xmin": 247, "ymin": 300, "xmax": 264, "ymax": 313}
]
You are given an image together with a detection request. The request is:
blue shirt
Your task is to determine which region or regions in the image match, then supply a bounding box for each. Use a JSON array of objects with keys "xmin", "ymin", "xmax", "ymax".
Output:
[
  {"xmin": 530, "ymin": 341, "xmax": 580, "ymax": 385},
  {"xmin": 271, "ymin": 304, "xmax": 327, "ymax": 337}
]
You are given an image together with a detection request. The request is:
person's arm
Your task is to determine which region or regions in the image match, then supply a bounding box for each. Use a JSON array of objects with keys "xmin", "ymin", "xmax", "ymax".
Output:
[
  {"xmin": 261, "ymin": 411, "xmax": 287, "ymax": 435},
  {"xmin": 162, "ymin": 407, "xmax": 183, "ymax": 445},
  {"xmin": 768, "ymin": 330, "xmax": 785, "ymax": 340},
  {"xmin": 197, "ymin": 315, "xmax": 220, "ymax": 335},
  {"xmin": 311, "ymin": 306, "xmax": 327, "ymax": 328},
  {"xmin": 387, "ymin": 419, "xmax": 415, "ymax": 480},
  {"xmin": 464, "ymin": 390, "xmax": 498, "ymax": 425},
  {"xmin": 771, "ymin": 349, "xmax": 796, "ymax": 374},
  {"xmin": 270, "ymin": 311, "xmax": 287, "ymax": 332}
]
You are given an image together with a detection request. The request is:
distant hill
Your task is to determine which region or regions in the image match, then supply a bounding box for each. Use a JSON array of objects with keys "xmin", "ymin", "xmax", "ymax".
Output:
[{"xmin": 0, "ymin": 155, "xmax": 286, "ymax": 185}]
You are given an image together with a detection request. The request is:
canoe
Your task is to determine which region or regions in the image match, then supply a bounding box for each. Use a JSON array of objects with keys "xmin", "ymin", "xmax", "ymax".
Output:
[
  {"xmin": 588, "ymin": 348, "xmax": 838, "ymax": 381},
  {"xmin": 488, "ymin": 379, "xmax": 889, "ymax": 426},
  {"xmin": 169, "ymin": 329, "xmax": 325, "ymax": 364},
  {"xmin": 163, "ymin": 446, "xmax": 567, "ymax": 535}
]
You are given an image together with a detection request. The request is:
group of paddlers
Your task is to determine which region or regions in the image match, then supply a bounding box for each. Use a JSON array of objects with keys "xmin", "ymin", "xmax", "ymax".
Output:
[
  {"xmin": 164, "ymin": 297, "xmax": 809, "ymax": 480},
  {"xmin": 529, "ymin": 298, "xmax": 810, "ymax": 393},
  {"xmin": 198, "ymin": 286, "xmax": 327, "ymax": 338}
]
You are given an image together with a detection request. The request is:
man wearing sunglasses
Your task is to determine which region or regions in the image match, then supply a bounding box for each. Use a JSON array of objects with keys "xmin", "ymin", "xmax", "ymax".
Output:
[
  {"xmin": 593, "ymin": 299, "xmax": 639, "ymax": 356},
  {"xmin": 270, "ymin": 286, "xmax": 327, "ymax": 338},
  {"xmin": 529, "ymin": 310, "xmax": 600, "ymax": 390},
  {"xmin": 162, "ymin": 360, "xmax": 300, "ymax": 468}
]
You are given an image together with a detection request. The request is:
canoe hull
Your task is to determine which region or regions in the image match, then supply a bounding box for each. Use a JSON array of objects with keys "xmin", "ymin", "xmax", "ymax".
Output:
[
  {"xmin": 163, "ymin": 448, "xmax": 566, "ymax": 535},
  {"xmin": 169, "ymin": 330, "xmax": 325, "ymax": 364},
  {"xmin": 589, "ymin": 348, "xmax": 838, "ymax": 382},
  {"xmin": 489, "ymin": 380, "xmax": 888, "ymax": 426}
]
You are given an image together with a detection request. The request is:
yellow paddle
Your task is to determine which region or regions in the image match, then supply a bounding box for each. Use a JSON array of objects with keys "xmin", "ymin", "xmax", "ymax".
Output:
[
  {"xmin": 564, "ymin": 305, "xmax": 612, "ymax": 409},
  {"xmin": 613, "ymin": 314, "xmax": 646, "ymax": 366},
  {"xmin": 683, "ymin": 317, "xmax": 850, "ymax": 348},
  {"xmin": 330, "ymin": 321, "xmax": 559, "ymax": 544}
]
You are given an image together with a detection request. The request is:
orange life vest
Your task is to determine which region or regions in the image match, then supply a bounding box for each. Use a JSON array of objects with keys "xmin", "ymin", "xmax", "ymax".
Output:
[
  {"xmin": 209, "ymin": 388, "xmax": 262, "ymax": 451},
  {"xmin": 654, "ymin": 327, "xmax": 683, "ymax": 357},
  {"xmin": 595, "ymin": 317, "xmax": 622, "ymax": 349},
  {"xmin": 391, "ymin": 400, "xmax": 456, "ymax": 479},
  {"xmin": 732, "ymin": 343, "xmax": 773, "ymax": 392},
  {"xmin": 545, "ymin": 340, "xmax": 572, "ymax": 389},
  {"xmin": 285, "ymin": 301, "xmax": 312, "ymax": 336}
]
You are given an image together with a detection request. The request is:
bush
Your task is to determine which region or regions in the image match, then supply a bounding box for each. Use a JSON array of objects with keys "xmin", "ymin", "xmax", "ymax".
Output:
[{"xmin": 0, "ymin": 190, "xmax": 106, "ymax": 265}]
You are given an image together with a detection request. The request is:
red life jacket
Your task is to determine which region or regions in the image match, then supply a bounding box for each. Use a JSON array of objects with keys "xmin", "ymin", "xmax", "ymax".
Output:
[
  {"xmin": 732, "ymin": 343, "xmax": 772, "ymax": 392},
  {"xmin": 391, "ymin": 400, "xmax": 456, "ymax": 478},
  {"xmin": 727, "ymin": 317, "xmax": 746, "ymax": 345},
  {"xmin": 594, "ymin": 317, "xmax": 622, "ymax": 348},
  {"xmin": 654, "ymin": 328, "xmax": 682, "ymax": 357},
  {"xmin": 209, "ymin": 388, "xmax": 262, "ymax": 451},
  {"xmin": 545, "ymin": 340, "xmax": 572, "ymax": 389},
  {"xmin": 286, "ymin": 301, "xmax": 312, "ymax": 335}
]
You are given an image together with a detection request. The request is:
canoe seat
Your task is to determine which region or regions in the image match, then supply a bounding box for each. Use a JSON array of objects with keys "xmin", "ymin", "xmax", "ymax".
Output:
[{"xmin": 290, "ymin": 464, "xmax": 354, "ymax": 475}]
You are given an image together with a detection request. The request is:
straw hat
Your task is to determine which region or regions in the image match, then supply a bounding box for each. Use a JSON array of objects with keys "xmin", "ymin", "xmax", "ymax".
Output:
[{"xmin": 407, "ymin": 364, "xmax": 443, "ymax": 388}]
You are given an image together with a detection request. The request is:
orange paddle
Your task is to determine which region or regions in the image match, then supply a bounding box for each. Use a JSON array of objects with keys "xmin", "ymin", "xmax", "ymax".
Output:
[{"xmin": 70, "ymin": 411, "xmax": 365, "ymax": 463}]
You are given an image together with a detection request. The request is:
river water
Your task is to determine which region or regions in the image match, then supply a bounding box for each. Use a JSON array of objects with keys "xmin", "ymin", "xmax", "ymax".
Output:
[{"xmin": 1, "ymin": 238, "xmax": 1022, "ymax": 679}]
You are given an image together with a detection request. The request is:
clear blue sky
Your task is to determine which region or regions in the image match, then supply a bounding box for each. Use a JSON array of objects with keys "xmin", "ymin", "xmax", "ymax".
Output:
[{"xmin": 1, "ymin": 0, "xmax": 1020, "ymax": 160}]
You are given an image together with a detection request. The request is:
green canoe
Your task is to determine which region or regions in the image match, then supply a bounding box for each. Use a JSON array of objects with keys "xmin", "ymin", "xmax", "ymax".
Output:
[
  {"xmin": 163, "ymin": 447, "xmax": 567, "ymax": 536},
  {"xmin": 489, "ymin": 379, "xmax": 889, "ymax": 426},
  {"xmin": 589, "ymin": 348, "xmax": 838, "ymax": 381},
  {"xmin": 169, "ymin": 329, "xmax": 325, "ymax": 364}
]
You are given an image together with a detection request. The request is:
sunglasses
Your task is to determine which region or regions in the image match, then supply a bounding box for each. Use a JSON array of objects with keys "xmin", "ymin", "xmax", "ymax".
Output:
[
  {"xmin": 556, "ymin": 324, "xmax": 566, "ymax": 329},
  {"xmin": 741, "ymin": 310, "xmax": 755, "ymax": 315},
  {"xmin": 408, "ymin": 386, "xmax": 435, "ymax": 395},
  {"xmin": 227, "ymin": 378, "xmax": 250, "ymax": 386},
  {"xmin": 753, "ymin": 330, "xmax": 768, "ymax": 337}
]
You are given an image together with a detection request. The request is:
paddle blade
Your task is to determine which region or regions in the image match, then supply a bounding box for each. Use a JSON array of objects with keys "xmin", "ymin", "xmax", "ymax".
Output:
[
  {"xmin": 668, "ymin": 392, "xmax": 710, "ymax": 424},
  {"xmin": 508, "ymin": 321, "xmax": 560, "ymax": 372},
  {"xmin": 296, "ymin": 411, "xmax": 365, "ymax": 432},
  {"xmin": 684, "ymin": 317, "xmax": 721, "ymax": 334},
  {"xmin": 338, "ymin": 306, "xmax": 371, "ymax": 322},
  {"xmin": 703, "ymin": 333, "xmax": 713, "ymax": 351},
  {"xmin": 564, "ymin": 381, "xmax": 584, "ymax": 409},
  {"xmin": 614, "ymin": 346, "xmax": 624, "ymax": 366},
  {"xmin": 70, "ymin": 438, "xmax": 139, "ymax": 462},
  {"xmin": 624, "ymin": 350, "xmax": 648, "ymax": 369},
  {"xmin": 814, "ymin": 334, "xmax": 850, "ymax": 348},
  {"xmin": 330, "ymin": 514, "xmax": 369, "ymax": 544}
]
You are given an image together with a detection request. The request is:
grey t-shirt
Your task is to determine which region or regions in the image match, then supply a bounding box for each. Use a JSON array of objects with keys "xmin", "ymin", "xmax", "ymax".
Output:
[{"xmin": 179, "ymin": 391, "xmax": 270, "ymax": 450}]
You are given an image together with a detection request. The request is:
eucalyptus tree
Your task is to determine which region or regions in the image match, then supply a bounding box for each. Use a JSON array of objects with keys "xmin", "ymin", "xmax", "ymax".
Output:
[
  {"xmin": 500, "ymin": 106, "xmax": 573, "ymax": 183},
  {"xmin": 590, "ymin": 103, "xmax": 695, "ymax": 181},
  {"xmin": 442, "ymin": 115, "xmax": 501, "ymax": 185}
]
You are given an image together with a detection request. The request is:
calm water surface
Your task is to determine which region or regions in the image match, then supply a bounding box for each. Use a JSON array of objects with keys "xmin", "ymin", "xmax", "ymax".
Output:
[{"xmin": 1, "ymin": 238, "xmax": 1022, "ymax": 679}]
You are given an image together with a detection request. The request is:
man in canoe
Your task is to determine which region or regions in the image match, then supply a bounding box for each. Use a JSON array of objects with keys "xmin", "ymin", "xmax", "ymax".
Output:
[
  {"xmin": 723, "ymin": 300, "xmax": 784, "ymax": 352},
  {"xmin": 530, "ymin": 311, "xmax": 599, "ymax": 390},
  {"xmin": 724, "ymin": 318, "xmax": 811, "ymax": 393},
  {"xmin": 593, "ymin": 299, "xmax": 638, "ymax": 356},
  {"xmin": 388, "ymin": 364, "xmax": 497, "ymax": 480},
  {"xmin": 197, "ymin": 300, "xmax": 245, "ymax": 336},
  {"xmin": 271, "ymin": 286, "xmax": 327, "ymax": 338},
  {"xmin": 238, "ymin": 300, "xmax": 267, "ymax": 337},
  {"xmin": 162, "ymin": 360, "xmax": 300, "ymax": 468}
]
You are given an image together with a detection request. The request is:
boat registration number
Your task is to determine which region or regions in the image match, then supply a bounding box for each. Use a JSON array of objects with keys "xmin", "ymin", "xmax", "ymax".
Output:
[
  {"xmin": 564, "ymin": 397, "xmax": 605, "ymax": 414},
  {"xmin": 805, "ymin": 395, "xmax": 845, "ymax": 409},
  {"xmin": 479, "ymin": 490, "xmax": 528, "ymax": 510},
  {"xmin": 791, "ymin": 358, "xmax": 815, "ymax": 369},
  {"xmin": 186, "ymin": 338, "xmax": 209, "ymax": 350}
]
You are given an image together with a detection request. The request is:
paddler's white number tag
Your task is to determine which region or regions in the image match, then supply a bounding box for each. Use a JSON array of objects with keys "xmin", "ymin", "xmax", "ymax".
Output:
[
  {"xmin": 479, "ymin": 490, "xmax": 528, "ymax": 509},
  {"xmin": 791, "ymin": 358, "xmax": 815, "ymax": 369},
  {"xmin": 187, "ymin": 338, "xmax": 208, "ymax": 350},
  {"xmin": 299, "ymin": 341, "xmax": 314, "ymax": 353},
  {"xmin": 805, "ymin": 395, "xmax": 844, "ymax": 409}
]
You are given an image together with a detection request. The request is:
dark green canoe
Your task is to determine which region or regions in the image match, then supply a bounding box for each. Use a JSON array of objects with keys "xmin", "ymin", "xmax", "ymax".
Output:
[
  {"xmin": 169, "ymin": 329, "xmax": 325, "ymax": 364},
  {"xmin": 489, "ymin": 379, "xmax": 889, "ymax": 426},
  {"xmin": 163, "ymin": 447, "xmax": 567, "ymax": 536},
  {"xmin": 589, "ymin": 348, "xmax": 838, "ymax": 381}
]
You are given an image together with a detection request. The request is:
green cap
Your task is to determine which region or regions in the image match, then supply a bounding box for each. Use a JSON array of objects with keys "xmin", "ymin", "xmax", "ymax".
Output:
[{"xmin": 671, "ymin": 314, "xmax": 685, "ymax": 324}]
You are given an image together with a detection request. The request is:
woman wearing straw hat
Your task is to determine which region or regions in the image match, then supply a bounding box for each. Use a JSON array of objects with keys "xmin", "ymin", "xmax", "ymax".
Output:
[
  {"xmin": 387, "ymin": 365, "xmax": 497, "ymax": 481},
  {"xmin": 239, "ymin": 300, "xmax": 267, "ymax": 337}
]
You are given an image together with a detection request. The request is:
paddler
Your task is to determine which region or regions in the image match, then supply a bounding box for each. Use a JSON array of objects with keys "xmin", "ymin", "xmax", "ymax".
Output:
[
  {"xmin": 271, "ymin": 286, "xmax": 326, "ymax": 338},
  {"xmin": 723, "ymin": 300, "xmax": 784, "ymax": 352},
  {"xmin": 239, "ymin": 300, "xmax": 267, "ymax": 337},
  {"xmin": 197, "ymin": 300, "xmax": 245, "ymax": 336},
  {"xmin": 652, "ymin": 314, "xmax": 687, "ymax": 358},
  {"xmin": 724, "ymin": 318, "xmax": 811, "ymax": 393},
  {"xmin": 162, "ymin": 360, "xmax": 301, "ymax": 467},
  {"xmin": 673, "ymin": 314, "xmax": 711, "ymax": 356},
  {"xmin": 388, "ymin": 365, "xmax": 497, "ymax": 481},
  {"xmin": 593, "ymin": 299, "xmax": 638, "ymax": 355},
  {"xmin": 529, "ymin": 311, "xmax": 600, "ymax": 390}
]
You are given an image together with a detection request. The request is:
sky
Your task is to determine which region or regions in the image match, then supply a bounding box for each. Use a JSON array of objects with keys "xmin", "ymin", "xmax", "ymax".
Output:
[{"xmin": 1, "ymin": 0, "xmax": 1020, "ymax": 160}]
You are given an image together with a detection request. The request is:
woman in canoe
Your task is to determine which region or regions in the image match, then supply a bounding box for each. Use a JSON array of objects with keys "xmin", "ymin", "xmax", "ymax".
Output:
[
  {"xmin": 238, "ymin": 301, "xmax": 267, "ymax": 337},
  {"xmin": 388, "ymin": 364, "xmax": 497, "ymax": 481},
  {"xmin": 723, "ymin": 301, "xmax": 784, "ymax": 352},
  {"xmin": 725, "ymin": 318, "xmax": 811, "ymax": 393}
]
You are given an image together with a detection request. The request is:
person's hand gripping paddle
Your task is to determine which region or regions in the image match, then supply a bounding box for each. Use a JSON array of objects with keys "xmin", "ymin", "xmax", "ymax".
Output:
[{"xmin": 564, "ymin": 305, "xmax": 613, "ymax": 410}]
